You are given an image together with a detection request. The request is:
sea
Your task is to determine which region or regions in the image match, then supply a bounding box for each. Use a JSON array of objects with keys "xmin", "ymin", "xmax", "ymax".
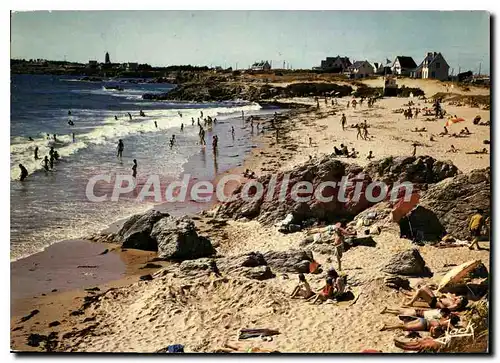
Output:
[{"xmin": 10, "ymin": 74, "xmax": 268, "ymax": 261}]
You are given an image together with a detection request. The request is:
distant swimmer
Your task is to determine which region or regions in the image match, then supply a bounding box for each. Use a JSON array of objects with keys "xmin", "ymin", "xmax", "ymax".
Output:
[
  {"xmin": 115, "ymin": 115, "xmax": 118, "ymax": 121},
  {"xmin": 132, "ymin": 159, "xmax": 137, "ymax": 178},
  {"xmin": 181, "ymin": 123, "xmax": 184, "ymax": 131},
  {"xmin": 46, "ymin": 133, "xmax": 50, "ymax": 140},
  {"xmin": 19, "ymin": 164, "xmax": 28, "ymax": 181},
  {"xmin": 49, "ymin": 154, "xmax": 54, "ymax": 169},
  {"xmin": 42, "ymin": 156, "xmax": 49, "ymax": 172},
  {"xmin": 214, "ymin": 117, "xmax": 217, "ymax": 124},
  {"xmin": 53, "ymin": 134, "xmax": 57, "ymax": 142},
  {"xmin": 178, "ymin": 111, "xmax": 183, "ymax": 118},
  {"xmin": 117, "ymin": 139, "xmax": 124, "ymax": 158},
  {"xmin": 49, "ymin": 147, "xmax": 55, "ymax": 158},
  {"xmin": 72, "ymin": 132, "xmax": 75, "ymax": 143},
  {"xmin": 154, "ymin": 121, "xmax": 158, "ymax": 128},
  {"xmin": 200, "ymin": 110, "xmax": 203, "ymax": 118},
  {"xmin": 68, "ymin": 110, "xmax": 72, "ymax": 116},
  {"xmin": 68, "ymin": 119, "xmax": 74, "ymax": 126},
  {"xmin": 28, "ymin": 137, "xmax": 34, "ymax": 141},
  {"xmin": 140, "ymin": 110, "xmax": 146, "ymax": 117},
  {"xmin": 54, "ymin": 150, "xmax": 60, "ymax": 161},
  {"xmin": 191, "ymin": 117, "xmax": 195, "ymax": 126},
  {"xmin": 34, "ymin": 146, "xmax": 39, "ymax": 160},
  {"xmin": 128, "ymin": 112, "xmax": 132, "ymax": 120}
]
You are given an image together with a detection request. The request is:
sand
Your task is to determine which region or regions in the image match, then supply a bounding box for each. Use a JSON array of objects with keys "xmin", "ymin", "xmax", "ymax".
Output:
[{"xmin": 11, "ymin": 77, "xmax": 490, "ymax": 353}]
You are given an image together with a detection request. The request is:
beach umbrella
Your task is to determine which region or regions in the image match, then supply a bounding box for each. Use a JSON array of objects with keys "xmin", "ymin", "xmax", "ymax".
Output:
[
  {"xmin": 445, "ymin": 117, "xmax": 465, "ymax": 127},
  {"xmin": 437, "ymin": 259, "xmax": 482, "ymax": 292}
]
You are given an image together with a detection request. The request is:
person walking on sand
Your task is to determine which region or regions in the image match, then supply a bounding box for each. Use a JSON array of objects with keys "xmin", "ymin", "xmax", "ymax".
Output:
[
  {"xmin": 132, "ymin": 159, "xmax": 137, "ymax": 178},
  {"xmin": 341, "ymin": 113, "xmax": 347, "ymax": 131},
  {"xmin": 468, "ymin": 209, "xmax": 485, "ymax": 250},
  {"xmin": 276, "ymin": 127, "xmax": 279, "ymax": 143},
  {"xmin": 356, "ymin": 124, "xmax": 363, "ymax": 140},
  {"xmin": 117, "ymin": 139, "xmax": 124, "ymax": 158},
  {"xmin": 241, "ymin": 110, "xmax": 244, "ymax": 121},
  {"xmin": 19, "ymin": 164, "xmax": 28, "ymax": 181},
  {"xmin": 309, "ymin": 137, "xmax": 312, "ymax": 147},
  {"xmin": 412, "ymin": 143, "xmax": 418, "ymax": 157},
  {"xmin": 34, "ymin": 146, "xmax": 39, "ymax": 160},
  {"xmin": 363, "ymin": 123, "xmax": 369, "ymax": 140}
]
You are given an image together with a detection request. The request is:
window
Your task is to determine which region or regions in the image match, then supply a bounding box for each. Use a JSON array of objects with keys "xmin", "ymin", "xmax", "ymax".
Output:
[
  {"xmin": 431, "ymin": 71, "xmax": 436, "ymax": 78},
  {"xmin": 436, "ymin": 62, "xmax": 440, "ymax": 69}
]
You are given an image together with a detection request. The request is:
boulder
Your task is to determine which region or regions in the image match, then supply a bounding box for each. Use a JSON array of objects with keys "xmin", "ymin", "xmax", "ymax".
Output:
[
  {"xmin": 218, "ymin": 252, "xmax": 274, "ymax": 281},
  {"xmin": 382, "ymin": 249, "xmax": 431, "ymax": 276},
  {"xmin": 152, "ymin": 216, "xmax": 216, "ymax": 260},
  {"xmin": 179, "ymin": 258, "xmax": 219, "ymax": 277},
  {"xmin": 417, "ymin": 168, "xmax": 491, "ymax": 240},
  {"xmin": 239, "ymin": 265, "xmax": 275, "ymax": 280},
  {"xmin": 262, "ymin": 249, "xmax": 314, "ymax": 273},
  {"xmin": 399, "ymin": 205, "xmax": 446, "ymax": 242},
  {"xmin": 117, "ymin": 210, "xmax": 169, "ymax": 251}
]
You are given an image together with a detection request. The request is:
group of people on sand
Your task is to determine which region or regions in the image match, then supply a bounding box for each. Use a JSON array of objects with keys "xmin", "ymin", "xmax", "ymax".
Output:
[
  {"xmin": 290, "ymin": 269, "xmax": 347, "ymax": 305},
  {"xmin": 354, "ymin": 121, "xmax": 370, "ymax": 140},
  {"xmin": 379, "ymin": 284, "xmax": 469, "ymax": 341}
]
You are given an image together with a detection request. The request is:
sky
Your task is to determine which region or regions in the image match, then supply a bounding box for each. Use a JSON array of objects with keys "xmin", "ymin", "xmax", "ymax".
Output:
[{"xmin": 10, "ymin": 10, "xmax": 490, "ymax": 74}]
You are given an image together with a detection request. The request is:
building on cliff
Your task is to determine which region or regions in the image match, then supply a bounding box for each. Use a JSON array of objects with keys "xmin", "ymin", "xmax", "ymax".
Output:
[{"xmin": 250, "ymin": 61, "xmax": 271, "ymax": 71}]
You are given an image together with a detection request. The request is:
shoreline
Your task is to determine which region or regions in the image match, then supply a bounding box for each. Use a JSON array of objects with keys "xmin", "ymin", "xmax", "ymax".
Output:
[{"xmin": 11, "ymin": 77, "xmax": 490, "ymax": 352}]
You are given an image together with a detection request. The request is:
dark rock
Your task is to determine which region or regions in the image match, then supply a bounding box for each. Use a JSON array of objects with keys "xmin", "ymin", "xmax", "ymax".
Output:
[
  {"xmin": 400, "ymin": 205, "xmax": 446, "ymax": 242},
  {"xmin": 152, "ymin": 216, "xmax": 215, "ymax": 260},
  {"xmin": 83, "ymin": 317, "xmax": 96, "ymax": 323},
  {"xmin": 382, "ymin": 249, "xmax": 431, "ymax": 276},
  {"xmin": 238, "ymin": 265, "xmax": 275, "ymax": 280},
  {"xmin": 417, "ymin": 168, "xmax": 490, "ymax": 240},
  {"xmin": 179, "ymin": 258, "xmax": 219, "ymax": 277},
  {"xmin": 27, "ymin": 333, "xmax": 46, "ymax": 347},
  {"xmin": 51, "ymin": 289, "xmax": 58, "ymax": 292},
  {"xmin": 84, "ymin": 287, "xmax": 100, "ymax": 292},
  {"xmin": 140, "ymin": 274, "xmax": 153, "ymax": 281},
  {"xmin": 217, "ymin": 252, "xmax": 274, "ymax": 280},
  {"xmin": 70, "ymin": 310, "xmax": 84, "ymax": 316},
  {"xmin": 19, "ymin": 309, "xmax": 40, "ymax": 323},
  {"xmin": 262, "ymin": 249, "xmax": 314, "ymax": 273},
  {"xmin": 118, "ymin": 210, "xmax": 170, "ymax": 251},
  {"xmin": 384, "ymin": 276, "xmax": 411, "ymax": 290},
  {"xmin": 99, "ymin": 249, "xmax": 109, "ymax": 255},
  {"xmin": 48, "ymin": 321, "xmax": 61, "ymax": 327},
  {"xmin": 12, "ymin": 326, "xmax": 23, "ymax": 331},
  {"xmin": 140, "ymin": 263, "xmax": 163, "ymax": 269}
]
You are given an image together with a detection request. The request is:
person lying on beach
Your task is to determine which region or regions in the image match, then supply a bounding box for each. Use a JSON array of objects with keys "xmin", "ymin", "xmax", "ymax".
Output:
[
  {"xmin": 381, "ymin": 306, "xmax": 451, "ymax": 321},
  {"xmin": 290, "ymin": 273, "xmax": 314, "ymax": 299},
  {"xmin": 412, "ymin": 127, "xmax": 427, "ymax": 132},
  {"xmin": 478, "ymin": 120, "xmax": 490, "ymax": 126},
  {"xmin": 465, "ymin": 148, "xmax": 488, "ymax": 155},
  {"xmin": 380, "ymin": 315, "xmax": 459, "ymax": 334},
  {"xmin": 341, "ymin": 144, "xmax": 349, "ymax": 156},
  {"xmin": 446, "ymin": 145, "xmax": 458, "ymax": 153},
  {"xmin": 439, "ymin": 127, "xmax": 448, "ymax": 136},
  {"xmin": 402, "ymin": 285, "xmax": 468, "ymax": 311}
]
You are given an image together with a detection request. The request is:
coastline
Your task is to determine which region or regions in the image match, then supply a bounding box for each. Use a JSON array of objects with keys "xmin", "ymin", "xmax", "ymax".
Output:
[{"xmin": 11, "ymin": 77, "xmax": 490, "ymax": 352}]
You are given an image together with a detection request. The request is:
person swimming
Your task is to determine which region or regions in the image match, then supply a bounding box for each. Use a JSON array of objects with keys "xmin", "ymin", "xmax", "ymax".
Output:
[
  {"xmin": 46, "ymin": 133, "xmax": 50, "ymax": 140},
  {"xmin": 68, "ymin": 110, "xmax": 72, "ymax": 116},
  {"xmin": 132, "ymin": 159, "xmax": 137, "ymax": 178},
  {"xmin": 117, "ymin": 139, "xmax": 124, "ymax": 158},
  {"xmin": 34, "ymin": 146, "xmax": 39, "ymax": 160},
  {"xmin": 68, "ymin": 119, "xmax": 74, "ymax": 126},
  {"xmin": 19, "ymin": 164, "xmax": 28, "ymax": 181},
  {"xmin": 140, "ymin": 110, "xmax": 145, "ymax": 117},
  {"xmin": 49, "ymin": 154, "xmax": 54, "ymax": 169}
]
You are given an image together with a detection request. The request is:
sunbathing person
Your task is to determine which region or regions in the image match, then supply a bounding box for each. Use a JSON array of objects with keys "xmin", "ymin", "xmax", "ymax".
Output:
[
  {"xmin": 327, "ymin": 268, "xmax": 346, "ymax": 299},
  {"xmin": 464, "ymin": 127, "xmax": 471, "ymax": 135},
  {"xmin": 465, "ymin": 148, "xmax": 488, "ymax": 155},
  {"xmin": 310, "ymin": 278, "xmax": 334, "ymax": 304},
  {"xmin": 380, "ymin": 315, "xmax": 459, "ymax": 333},
  {"xmin": 439, "ymin": 127, "xmax": 448, "ymax": 136},
  {"xmin": 381, "ymin": 306, "xmax": 451, "ymax": 321},
  {"xmin": 291, "ymin": 273, "xmax": 314, "ymax": 299},
  {"xmin": 402, "ymin": 285, "xmax": 468, "ymax": 311},
  {"xmin": 446, "ymin": 145, "xmax": 458, "ymax": 153}
]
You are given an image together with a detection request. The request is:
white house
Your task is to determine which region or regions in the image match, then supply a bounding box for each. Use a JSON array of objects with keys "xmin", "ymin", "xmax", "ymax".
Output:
[
  {"xmin": 411, "ymin": 52, "xmax": 449, "ymax": 81},
  {"xmin": 391, "ymin": 56, "xmax": 417, "ymax": 76},
  {"xmin": 347, "ymin": 60, "xmax": 375, "ymax": 79}
]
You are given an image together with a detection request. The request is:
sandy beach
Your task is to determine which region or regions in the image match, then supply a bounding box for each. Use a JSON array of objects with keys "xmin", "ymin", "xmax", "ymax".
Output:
[{"xmin": 10, "ymin": 77, "xmax": 490, "ymax": 353}]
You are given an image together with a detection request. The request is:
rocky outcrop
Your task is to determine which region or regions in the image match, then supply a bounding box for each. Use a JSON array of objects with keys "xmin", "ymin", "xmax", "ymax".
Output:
[
  {"xmin": 216, "ymin": 155, "xmax": 459, "ymax": 226},
  {"xmin": 364, "ymin": 156, "xmax": 459, "ymax": 185},
  {"xmin": 418, "ymin": 168, "xmax": 490, "ymax": 240},
  {"xmin": 384, "ymin": 276, "xmax": 411, "ymax": 290},
  {"xmin": 262, "ymin": 249, "xmax": 314, "ymax": 273},
  {"xmin": 142, "ymin": 81, "xmax": 354, "ymax": 103},
  {"xmin": 118, "ymin": 210, "xmax": 169, "ymax": 251},
  {"xmin": 382, "ymin": 249, "xmax": 431, "ymax": 276},
  {"xmin": 152, "ymin": 216, "xmax": 216, "ymax": 260}
]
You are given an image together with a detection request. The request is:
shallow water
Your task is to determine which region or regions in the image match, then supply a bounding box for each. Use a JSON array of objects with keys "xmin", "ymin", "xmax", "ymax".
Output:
[{"xmin": 11, "ymin": 74, "xmax": 270, "ymax": 260}]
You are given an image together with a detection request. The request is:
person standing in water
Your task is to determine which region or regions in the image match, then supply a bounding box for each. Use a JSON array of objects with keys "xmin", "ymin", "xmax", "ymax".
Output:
[
  {"xmin": 68, "ymin": 110, "xmax": 72, "ymax": 116},
  {"xmin": 241, "ymin": 110, "xmax": 244, "ymax": 121},
  {"xmin": 128, "ymin": 112, "xmax": 132, "ymax": 120},
  {"xmin": 154, "ymin": 121, "xmax": 158, "ymax": 128},
  {"xmin": 212, "ymin": 135, "xmax": 218, "ymax": 154},
  {"xmin": 132, "ymin": 159, "xmax": 137, "ymax": 178},
  {"xmin": 200, "ymin": 128, "xmax": 206, "ymax": 145},
  {"xmin": 192, "ymin": 117, "xmax": 195, "ymax": 126},
  {"xmin": 34, "ymin": 146, "xmax": 39, "ymax": 160},
  {"xmin": 200, "ymin": 110, "xmax": 203, "ymax": 119},
  {"xmin": 49, "ymin": 153, "xmax": 54, "ymax": 170},
  {"xmin": 19, "ymin": 164, "xmax": 28, "ymax": 181},
  {"xmin": 72, "ymin": 132, "xmax": 75, "ymax": 143},
  {"xmin": 181, "ymin": 123, "xmax": 184, "ymax": 132},
  {"xmin": 231, "ymin": 126, "xmax": 235, "ymax": 139},
  {"xmin": 53, "ymin": 134, "xmax": 57, "ymax": 142},
  {"xmin": 117, "ymin": 139, "xmax": 124, "ymax": 158},
  {"xmin": 41, "ymin": 156, "xmax": 49, "ymax": 171},
  {"xmin": 49, "ymin": 147, "xmax": 55, "ymax": 159}
]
